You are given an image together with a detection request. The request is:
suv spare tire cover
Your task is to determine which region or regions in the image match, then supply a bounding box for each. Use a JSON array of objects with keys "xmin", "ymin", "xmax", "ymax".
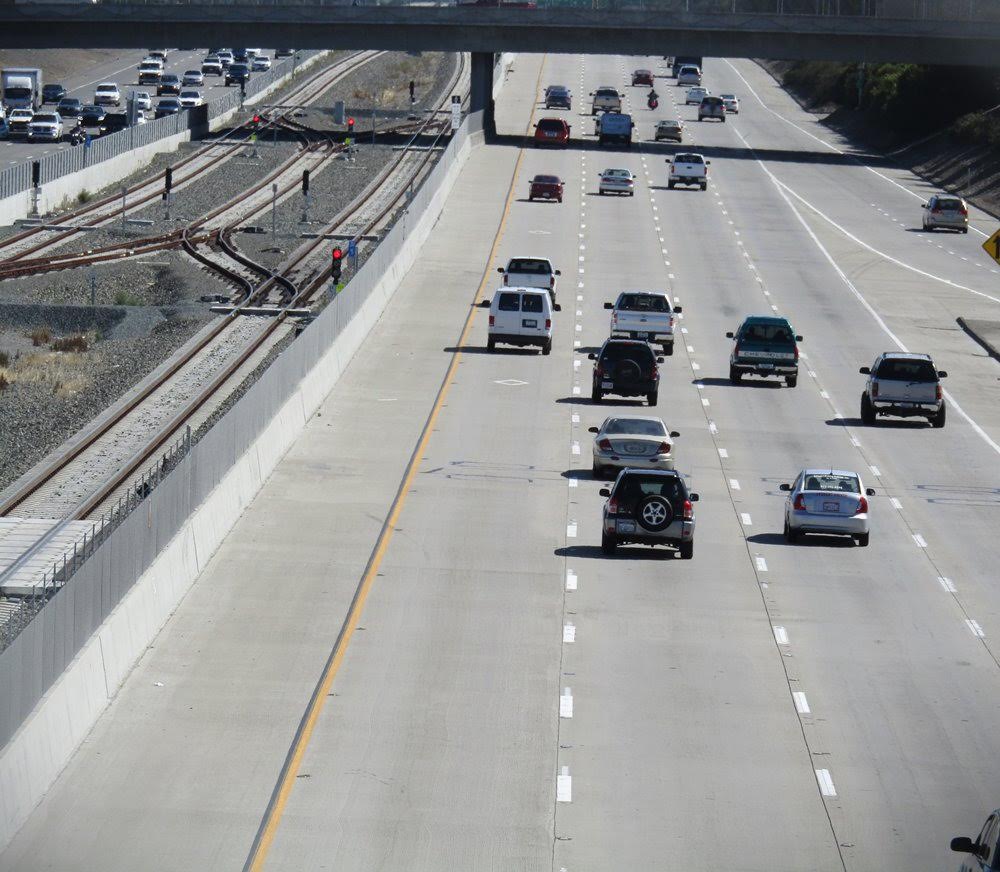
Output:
[
  {"xmin": 613, "ymin": 357, "xmax": 643, "ymax": 381},
  {"xmin": 637, "ymin": 494, "xmax": 673, "ymax": 532}
]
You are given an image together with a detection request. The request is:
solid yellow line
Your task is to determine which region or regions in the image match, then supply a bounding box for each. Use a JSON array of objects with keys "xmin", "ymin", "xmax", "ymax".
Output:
[{"xmin": 244, "ymin": 54, "xmax": 548, "ymax": 871}]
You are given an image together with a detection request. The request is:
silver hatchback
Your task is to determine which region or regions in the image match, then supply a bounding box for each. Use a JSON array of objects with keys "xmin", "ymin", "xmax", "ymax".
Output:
[
  {"xmin": 780, "ymin": 469, "xmax": 875, "ymax": 546},
  {"xmin": 922, "ymin": 194, "xmax": 969, "ymax": 233},
  {"xmin": 600, "ymin": 468, "xmax": 697, "ymax": 559}
]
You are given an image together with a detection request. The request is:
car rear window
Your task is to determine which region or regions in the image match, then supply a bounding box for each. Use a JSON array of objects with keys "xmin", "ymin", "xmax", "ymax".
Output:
[
  {"xmin": 659, "ymin": 121, "xmax": 680, "ymax": 128},
  {"xmin": 740, "ymin": 322, "xmax": 793, "ymax": 343},
  {"xmin": 596, "ymin": 89, "xmax": 618, "ymax": 97},
  {"xmin": 675, "ymin": 154, "xmax": 703, "ymax": 164},
  {"xmin": 507, "ymin": 258, "xmax": 552, "ymax": 275},
  {"xmin": 618, "ymin": 294, "xmax": 669, "ymax": 312},
  {"xmin": 521, "ymin": 294, "xmax": 544, "ymax": 313},
  {"xmin": 601, "ymin": 342, "xmax": 654, "ymax": 363},
  {"xmin": 615, "ymin": 474, "xmax": 685, "ymax": 505},
  {"xmin": 802, "ymin": 473, "xmax": 860, "ymax": 493},
  {"xmin": 605, "ymin": 418, "xmax": 666, "ymax": 436},
  {"xmin": 34, "ymin": 114, "xmax": 59, "ymax": 123},
  {"xmin": 549, "ymin": 87, "xmax": 568, "ymax": 94},
  {"xmin": 680, "ymin": 66, "xmax": 699, "ymax": 74},
  {"xmin": 497, "ymin": 292, "xmax": 520, "ymax": 311},
  {"xmin": 537, "ymin": 119, "xmax": 564, "ymax": 132},
  {"xmin": 533, "ymin": 175, "xmax": 560, "ymax": 184},
  {"xmin": 937, "ymin": 198, "xmax": 962, "ymax": 210},
  {"xmin": 875, "ymin": 358, "xmax": 937, "ymax": 381},
  {"xmin": 702, "ymin": 97, "xmax": 723, "ymax": 105}
]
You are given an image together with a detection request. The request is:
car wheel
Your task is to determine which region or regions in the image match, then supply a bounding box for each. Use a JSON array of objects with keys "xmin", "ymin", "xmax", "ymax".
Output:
[
  {"xmin": 679, "ymin": 541, "xmax": 693, "ymax": 560},
  {"xmin": 486, "ymin": 337, "xmax": 496, "ymax": 352},
  {"xmin": 592, "ymin": 459, "xmax": 603, "ymax": 478},
  {"xmin": 785, "ymin": 375, "xmax": 797, "ymax": 388},
  {"xmin": 932, "ymin": 403, "xmax": 946, "ymax": 428},
  {"xmin": 668, "ymin": 181, "xmax": 675, "ymax": 190},
  {"xmin": 601, "ymin": 530, "xmax": 618, "ymax": 555},
  {"xmin": 962, "ymin": 227, "xmax": 969, "ymax": 234},
  {"xmin": 528, "ymin": 196, "xmax": 533, "ymax": 201},
  {"xmin": 636, "ymin": 494, "xmax": 673, "ymax": 532},
  {"xmin": 663, "ymin": 344, "xmax": 673, "ymax": 356},
  {"xmin": 783, "ymin": 516, "xmax": 798, "ymax": 544},
  {"xmin": 700, "ymin": 182, "xmax": 707, "ymax": 191},
  {"xmin": 729, "ymin": 365, "xmax": 742, "ymax": 384},
  {"xmin": 541, "ymin": 339, "xmax": 552, "ymax": 356},
  {"xmin": 860, "ymin": 392, "xmax": 876, "ymax": 425},
  {"xmin": 557, "ymin": 197, "xmax": 563, "ymax": 203},
  {"xmin": 647, "ymin": 390, "xmax": 658, "ymax": 406},
  {"xmin": 721, "ymin": 117, "xmax": 726, "ymax": 122},
  {"xmin": 599, "ymin": 189, "xmax": 605, "ymax": 195},
  {"xmin": 856, "ymin": 533, "xmax": 870, "ymax": 547},
  {"xmin": 591, "ymin": 386, "xmax": 602, "ymax": 403}
]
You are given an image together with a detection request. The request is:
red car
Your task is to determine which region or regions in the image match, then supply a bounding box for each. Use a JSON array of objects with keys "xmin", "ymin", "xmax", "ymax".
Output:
[
  {"xmin": 528, "ymin": 174, "xmax": 564, "ymax": 203},
  {"xmin": 631, "ymin": 69, "xmax": 654, "ymax": 86},
  {"xmin": 533, "ymin": 117, "xmax": 570, "ymax": 148}
]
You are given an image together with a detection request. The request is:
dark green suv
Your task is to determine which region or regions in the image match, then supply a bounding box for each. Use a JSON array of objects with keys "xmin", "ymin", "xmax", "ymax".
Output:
[{"xmin": 726, "ymin": 315, "xmax": 802, "ymax": 388}]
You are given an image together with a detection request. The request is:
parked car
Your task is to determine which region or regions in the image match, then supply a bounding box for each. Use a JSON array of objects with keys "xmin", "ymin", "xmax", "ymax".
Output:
[
  {"xmin": 56, "ymin": 97, "xmax": 84, "ymax": 122},
  {"xmin": 251, "ymin": 55, "xmax": 272, "ymax": 72},
  {"xmin": 654, "ymin": 119, "xmax": 683, "ymax": 142},
  {"xmin": 605, "ymin": 291, "xmax": 681, "ymax": 354},
  {"xmin": 484, "ymin": 287, "xmax": 558, "ymax": 354},
  {"xmin": 685, "ymin": 86, "xmax": 708, "ymax": 105},
  {"xmin": 590, "ymin": 86, "xmax": 623, "ymax": 115},
  {"xmin": 497, "ymin": 256, "xmax": 560, "ymax": 304},
  {"xmin": 597, "ymin": 112, "xmax": 634, "ymax": 147},
  {"xmin": 528, "ymin": 174, "xmax": 564, "ymax": 202},
  {"xmin": 201, "ymin": 56, "xmax": 223, "ymax": 76},
  {"xmin": 698, "ymin": 95, "xmax": 726, "ymax": 122},
  {"xmin": 726, "ymin": 315, "xmax": 802, "ymax": 386},
  {"xmin": 589, "ymin": 415, "xmax": 680, "ymax": 478},
  {"xmin": 41, "ymin": 83, "xmax": 66, "ymax": 104},
  {"xmin": 27, "ymin": 112, "xmax": 63, "ymax": 142},
  {"xmin": 155, "ymin": 97, "xmax": 182, "ymax": 118},
  {"xmin": 780, "ymin": 469, "xmax": 875, "ymax": 546},
  {"xmin": 631, "ymin": 68, "xmax": 654, "ymax": 86},
  {"xmin": 720, "ymin": 93, "xmax": 740, "ymax": 113},
  {"xmin": 922, "ymin": 194, "xmax": 969, "ymax": 233},
  {"xmin": 599, "ymin": 468, "xmax": 697, "ymax": 559},
  {"xmin": 94, "ymin": 83, "xmax": 121, "ymax": 106},
  {"xmin": 598, "ymin": 167, "xmax": 635, "ymax": 196},
  {"xmin": 590, "ymin": 338, "xmax": 662, "ymax": 405},
  {"xmin": 667, "ymin": 152, "xmax": 710, "ymax": 190},
  {"xmin": 859, "ymin": 352, "xmax": 947, "ymax": 427},
  {"xmin": 677, "ymin": 65, "xmax": 702, "ymax": 86},
  {"xmin": 544, "ymin": 85, "xmax": 572, "ymax": 110},
  {"xmin": 80, "ymin": 104, "xmax": 107, "ymax": 127},
  {"xmin": 182, "ymin": 70, "xmax": 204, "ymax": 86},
  {"xmin": 533, "ymin": 117, "xmax": 570, "ymax": 147},
  {"xmin": 225, "ymin": 63, "xmax": 251, "ymax": 87}
]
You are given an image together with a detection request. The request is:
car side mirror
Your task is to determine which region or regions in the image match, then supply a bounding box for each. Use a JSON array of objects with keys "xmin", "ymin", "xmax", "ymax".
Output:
[
  {"xmin": 588, "ymin": 426, "xmax": 599, "ymax": 433},
  {"xmin": 725, "ymin": 331, "xmax": 734, "ymax": 339},
  {"xmin": 950, "ymin": 837, "xmax": 976, "ymax": 854},
  {"xmin": 496, "ymin": 267, "xmax": 504, "ymax": 273},
  {"xmin": 689, "ymin": 493, "xmax": 699, "ymax": 502},
  {"xmin": 938, "ymin": 370, "xmax": 948, "ymax": 378},
  {"xmin": 656, "ymin": 357, "xmax": 664, "ymax": 363},
  {"xmin": 866, "ymin": 487, "xmax": 876, "ymax": 496},
  {"xmin": 589, "ymin": 92, "xmax": 595, "ymax": 96},
  {"xmin": 921, "ymin": 203, "xmax": 929, "ymax": 209},
  {"xmin": 669, "ymin": 430, "xmax": 680, "ymax": 438},
  {"xmin": 553, "ymin": 303, "xmax": 562, "ymax": 312},
  {"xmin": 859, "ymin": 366, "xmax": 870, "ymax": 375},
  {"xmin": 706, "ymin": 160, "xmax": 711, "ymax": 165},
  {"xmin": 795, "ymin": 335, "xmax": 803, "ymax": 342},
  {"xmin": 588, "ymin": 353, "xmax": 597, "ymax": 360},
  {"xmin": 599, "ymin": 487, "xmax": 611, "ymax": 497},
  {"xmin": 478, "ymin": 299, "xmax": 491, "ymax": 308},
  {"xmin": 603, "ymin": 302, "xmax": 613, "ymax": 310},
  {"xmin": 779, "ymin": 483, "xmax": 791, "ymax": 491},
  {"xmin": 673, "ymin": 305, "xmax": 682, "ymax": 314},
  {"xmin": 555, "ymin": 269, "xmax": 562, "ymax": 275}
]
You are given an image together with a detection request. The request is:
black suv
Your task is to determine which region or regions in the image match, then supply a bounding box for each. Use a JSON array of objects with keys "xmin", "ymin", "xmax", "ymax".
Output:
[
  {"xmin": 42, "ymin": 83, "xmax": 67, "ymax": 104},
  {"xmin": 157, "ymin": 74, "xmax": 181, "ymax": 96},
  {"xmin": 225, "ymin": 63, "xmax": 251, "ymax": 87},
  {"xmin": 599, "ymin": 468, "xmax": 698, "ymax": 559},
  {"xmin": 589, "ymin": 339, "xmax": 662, "ymax": 406}
]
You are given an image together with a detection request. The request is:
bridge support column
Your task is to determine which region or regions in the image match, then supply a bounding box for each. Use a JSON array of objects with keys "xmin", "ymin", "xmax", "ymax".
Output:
[{"xmin": 470, "ymin": 51, "xmax": 496, "ymax": 139}]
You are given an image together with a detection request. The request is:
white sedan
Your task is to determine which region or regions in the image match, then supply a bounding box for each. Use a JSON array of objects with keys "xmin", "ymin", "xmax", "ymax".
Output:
[
  {"xmin": 685, "ymin": 87, "xmax": 708, "ymax": 105},
  {"xmin": 135, "ymin": 91, "xmax": 152, "ymax": 111},
  {"xmin": 780, "ymin": 468, "xmax": 875, "ymax": 546},
  {"xmin": 251, "ymin": 55, "xmax": 272, "ymax": 72},
  {"xmin": 590, "ymin": 415, "xmax": 680, "ymax": 478},
  {"xmin": 598, "ymin": 168, "xmax": 635, "ymax": 196},
  {"xmin": 720, "ymin": 93, "xmax": 740, "ymax": 114},
  {"xmin": 179, "ymin": 90, "xmax": 204, "ymax": 108}
]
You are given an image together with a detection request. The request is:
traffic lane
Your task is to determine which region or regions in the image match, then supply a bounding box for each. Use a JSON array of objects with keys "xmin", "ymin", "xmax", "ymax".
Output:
[
  {"xmin": 652, "ymin": 144, "xmax": 1000, "ymax": 867},
  {"xmin": 0, "ymin": 64, "xmax": 526, "ymax": 872}
]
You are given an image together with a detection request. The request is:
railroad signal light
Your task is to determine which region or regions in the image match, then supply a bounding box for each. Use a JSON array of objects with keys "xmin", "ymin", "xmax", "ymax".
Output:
[
  {"xmin": 252, "ymin": 113, "xmax": 261, "ymax": 128},
  {"xmin": 163, "ymin": 166, "xmax": 173, "ymax": 201},
  {"xmin": 347, "ymin": 117, "xmax": 355, "ymax": 134},
  {"xmin": 31, "ymin": 160, "xmax": 40, "ymax": 188},
  {"xmin": 331, "ymin": 246, "xmax": 344, "ymax": 282},
  {"xmin": 302, "ymin": 169, "xmax": 310, "ymax": 196}
]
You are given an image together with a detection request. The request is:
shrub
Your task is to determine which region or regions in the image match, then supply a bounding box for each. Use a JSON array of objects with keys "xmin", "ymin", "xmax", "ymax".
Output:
[
  {"xmin": 0, "ymin": 351, "xmax": 9, "ymax": 367},
  {"xmin": 29, "ymin": 327, "xmax": 51, "ymax": 346},
  {"xmin": 52, "ymin": 334, "xmax": 89, "ymax": 353},
  {"xmin": 76, "ymin": 189, "xmax": 92, "ymax": 204},
  {"xmin": 0, "ymin": 373, "xmax": 8, "ymax": 391},
  {"xmin": 113, "ymin": 289, "xmax": 143, "ymax": 306}
]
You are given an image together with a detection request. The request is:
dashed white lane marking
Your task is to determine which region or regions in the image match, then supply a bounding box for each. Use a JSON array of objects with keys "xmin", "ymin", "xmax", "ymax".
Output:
[
  {"xmin": 568, "ymin": 478, "xmax": 578, "ymax": 488},
  {"xmin": 566, "ymin": 521, "xmax": 577, "ymax": 538},
  {"xmin": 718, "ymin": 448, "xmax": 728, "ymax": 458},
  {"xmin": 577, "ymin": 294, "xmax": 583, "ymax": 301},
  {"xmin": 574, "ymin": 340, "xmax": 581, "ymax": 348},
  {"xmin": 571, "ymin": 441, "xmax": 580, "ymax": 455},
  {"xmin": 566, "ymin": 569, "xmax": 577, "ymax": 591},
  {"xmin": 571, "ymin": 413, "xmax": 579, "ymax": 423},
  {"xmin": 575, "ymin": 324, "xmax": 582, "ymax": 332},
  {"xmin": 793, "ymin": 691, "xmax": 811, "ymax": 714},
  {"xmin": 701, "ymin": 397, "xmax": 710, "ymax": 407},
  {"xmin": 681, "ymin": 327, "xmax": 688, "ymax": 334},
  {"xmin": 870, "ymin": 465, "xmax": 881, "ymax": 477},
  {"xmin": 819, "ymin": 390, "xmax": 830, "ymax": 400},
  {"xmin": 808, "ymin": 370, "xmax": 817, "ymax": 379},
  {"xmin": 563, "ymin": 623, "xmax": 576, "ymax": 643},
  {"xmin": 815, "ymin": 769, "xmax": 837, "ymax": 797},
  {"xmin": 691, "ymin": 361, "xmax": 701, "ymax": 371},
  {"xmin": 851, "ymin": 437, "xmax": 861, "ymax": 447},
  {"xmin": 557, "ymin": 766, "xmax": 572, "ymax": 802},
  {"xmin": 687, "ymin": 345, "xmax": 695, "ymax": 353},
  {"xmin": 774, "ymin": 626, "xmax": 789, "ymax": 644},
  {"xmin": 939, "ymin": 576, "xmax": 957, "ymax": 593},
  {"xmin": 573, "ymin": 359, "xmax": 581, "ymax": 371},
  {"xmin": 730, "ymin": 478, "xmax": 741, "ymax": 490},
  {"xmin": 890, "ymin": 497, "xmax": 902, "ymax": 510},
  {"xmin": 755, "ymin": 556, "xmax": 768, "ymax": 572},
  {"xmin": 709, "ymin": 421, "xmax": 718, "ymax": 435},
  {"xmin": 913, "ymin": 533, "xmax": 928, "ymax": 548},
  {"xmin": 966, "ymin": 619, "xmax": 985, "ymax": 638},
  {"xmin": 572, "ymin": 385, "xmax": 581, "ymax": 395},
  {"xmin": 560, "ymin": 688, "xmax": 574, "ymax": 718},
  {"xmin": 576, "ymin": 309, "xmax": 583, "ymax": 316},
  {"xmin": 740, "ymin": 513, "xmax": 752, "ymax": 526}
]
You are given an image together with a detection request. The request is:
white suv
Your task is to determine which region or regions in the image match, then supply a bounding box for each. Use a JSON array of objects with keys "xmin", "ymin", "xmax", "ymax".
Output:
[
  {"xmin": 94, "ymin": 83, "xmax": 121, "ymax": 106},
  {"xmin": 485, "ymin": 288, "xmax": 559, "ymax": 354}
]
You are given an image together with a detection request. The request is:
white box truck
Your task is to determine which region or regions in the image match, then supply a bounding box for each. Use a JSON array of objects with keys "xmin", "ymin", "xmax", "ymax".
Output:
[{"xmin": 1, "ymin": 68, "xmax": 43, "ymax": 111}]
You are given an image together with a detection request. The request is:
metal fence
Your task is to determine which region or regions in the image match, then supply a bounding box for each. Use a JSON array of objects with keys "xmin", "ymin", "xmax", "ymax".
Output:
[
  {"xmin": 0, "ymin": 50, "xmax": 321, "ymax": 204},
  {"xmin": 0, "ymin": 102, "xmax": 482, "ymax": 752}
]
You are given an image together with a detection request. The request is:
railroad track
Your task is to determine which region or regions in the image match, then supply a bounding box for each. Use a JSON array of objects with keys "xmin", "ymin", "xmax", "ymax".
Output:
[{"xmin": 0, "ymin": 52, "xmax": 468, "ymax": 524}]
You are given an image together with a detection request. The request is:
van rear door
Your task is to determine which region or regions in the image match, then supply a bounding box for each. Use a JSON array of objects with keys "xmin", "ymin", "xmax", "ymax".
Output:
[{"xmin": 492, "ymin": 290, "xmax": 523, "ymax": 337}]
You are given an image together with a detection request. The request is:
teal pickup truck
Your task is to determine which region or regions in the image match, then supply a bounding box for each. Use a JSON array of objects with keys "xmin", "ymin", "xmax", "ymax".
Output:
[{"xmin": 726, "ymin": 315, "xmax": 802, "ymax": 387}]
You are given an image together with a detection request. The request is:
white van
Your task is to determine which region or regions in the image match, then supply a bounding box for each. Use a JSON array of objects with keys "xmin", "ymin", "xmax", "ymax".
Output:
[{"xmin": 485, "ymin": 287, "xmax": 559, "ymax": 354}]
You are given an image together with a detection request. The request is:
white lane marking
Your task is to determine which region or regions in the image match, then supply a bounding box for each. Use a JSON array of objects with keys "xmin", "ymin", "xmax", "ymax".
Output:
[
  {"xmin": 709, "ymin": 421, "xmax": 718, "ymax": 435},
  {"xmin": 808, "ymin": 370, "xmax": 817, "ymax": 379},
  {"xmin": 566, "ymin": 521, "xmax": 578, "ymax": 538},
  {"xmin": 718, "ymin": 448, "xmax": 728, "ymax": 458},
  {"xmin": 820, "ymin": 390, "xmax": 830, "ymax": 400},
  {"xmin": 574, "ymin": 359, "xmax": 581, "ymax": 370},
  {"xmin": 815, "ymin": 769, "xmax": 837, "ymax": 797},
  {"xmin": 681, "ymin": 327, "xmax": 688, "ymax": 334},
  {"xmin": 574, "ymin": 340, "xmax": 581, "ymax": 348},
  {"xmin": 890, "ymin": 497, "xmax": 902, "ymax": 510},
  {"xmin": 571, "ymin": 413, "xmax": 580, "ymax": 424},
  {"xmin": 913, "ymin": 533, "xmax": 927, "ymax": 548},
  {"xmin": 691, "ymin": 361, "xmax": 701, "ymax": 371},
  {"xmin": 568, "ymin": 478, "xmax": 578, "ymax": 488},
  {"xmin": 730, "ymin": 479, "xmax": 741, "ymax": 490},
  {"xmin": 741, "ymin": 513, "xmax": 752, "ymax": 526},
  {"xmin": 870, "ymin": 465, "xmax": 881, "ymax": 477},
  {"xmin": 687, "ymin": 345, "xmax": 695, "ymax": 353},
  {"xmin": 851, "ymin": 437, "xmax": 861, "ymax": 447},
  {"xmin": 566, "ymin": 569, "xmax": 577, "ymax": 591},
  {"xmin": 557, "ymin": 766, "xmax": 572, "ymax": 802},
  {"xmin": 755, "ymin": 556, "xmax": 768, "ymax": 572},
  {"xmin": 571, "ymin": 441, "xmax": 580, "ymax": 455},
  {"xmin": 577, "ymin": 294, "xmax": 584, "ymax": 301},
  {"xmin": 572, "ymin": 385, "xmax": 581, "ymax": 395},
  {"xmin": 966, "ymin": 619, "xmax": 985, "ymax": 638},
  {"xmin": 575, "ymin": 324, "xmax": 582, "ymax": 332},
  {"xmin": 576, "ymin": 309, "xmax": 583, "ymax": 316},
  {"xmin": 563, "ymin": 623, "xmax": 576, "ymax": 643},
  {"xmin": 774, "ymin": 626, "xmax": 789, "ymax": 644},
  {"xmin": 938, "ymin": 576, "xmax": 957, "ymax": 593},
  {"xmin": 793, "ymin": 691, "xmax": 811, "ymax": 714},
  {"xmin": 560, "ymin": 688, "xmax": 574, "ymax": 718},
  {"xmin": 701, "ymin": 397, "xmax": 710, "ymax": 407}
]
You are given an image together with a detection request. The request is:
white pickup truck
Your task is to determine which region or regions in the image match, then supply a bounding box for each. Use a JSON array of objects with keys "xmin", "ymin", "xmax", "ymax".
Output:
[
  {"xmin": 859, "ymin": 351, "xmax": 947, "ymax": 428},
  {"xmin": 497, "ymin": 256, "xmax": 561, "ymax": 304},
  {"xmin": 603, "ymin": 291, "xmax": 682, "ymax": 355},
  {"xmin": 667, "ymin": 152, "xmax": 710, "ymax": 190}
]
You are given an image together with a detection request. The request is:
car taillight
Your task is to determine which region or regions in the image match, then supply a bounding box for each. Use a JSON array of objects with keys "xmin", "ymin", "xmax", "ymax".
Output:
[
  {"xmin": 668, "ymin": 315, "xmax": 674, "ymax": 327},
  {"xmin": 550, "ymin": 275, "xmax": 555, "ymax": 288},
  {"xmin": 545, "ymin": 318, "xmax": 551, "ymax": 329},
  {"xmin": 734, "ymin": 341, "xmax": 741, "ymax": 356},
  {"xmin": 793, "ymin": 344, "xmax": 799, "ymax": 363},
  {"xmin": 669, "ymin": 164, "xmax": 676, "ymax": 173},
  {"xmin": 657, "ymin": 442, "xmax": 671, "ymax": 455},
  {"xmin": 793, "ymin": 494, "xmax": 806, "ymax": 511},
  {"xmin": 854, "ymin": 496, "xmax": 868, "ymax": 515},
  {"xmin": 607, "ymin": 497, "xmax": 618, "ymax": 515},
  {"xmin": 872, "ymin": 382, "xmax": 879, "ymax": 398},
  {"xmin": 598, "ymin": 438, "xmax": 612, "ymax": 450},
  {"xmin": 682, "ymin": 499, "xmax": 693, "ymax": 520},
  {"xmin": 936, "ymin": 384, "xmax": 942, "ymax": 401},
  {"xmin": 503, "ymin": 275, "xmax": 508, "ymax": 285},
  {"xmin": 488, "ymin": 315, "xmax": 494, "ymax": 326},
  {"xmin": 959, "ymin": 205, "xmax": 968, "ymax": 215},
  {"xmin": 594, "ymin": 365, "xmax": 603, "ymax": 377}
]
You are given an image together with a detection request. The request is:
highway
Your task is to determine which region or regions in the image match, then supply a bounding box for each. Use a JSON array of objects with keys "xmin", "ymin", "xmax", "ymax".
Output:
[
  {"xmin": 2, "ymin": 53, "xmax": 1000, "ymax": 871},
  {"xmin": 1, "ymin": 48, "xmax": 284, "ymax": 166}
]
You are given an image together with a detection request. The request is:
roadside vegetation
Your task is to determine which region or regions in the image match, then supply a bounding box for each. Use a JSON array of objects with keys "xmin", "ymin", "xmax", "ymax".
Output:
[{"xmin": 0, "ymin": 330, "xmax": 93, "ymax": 397}]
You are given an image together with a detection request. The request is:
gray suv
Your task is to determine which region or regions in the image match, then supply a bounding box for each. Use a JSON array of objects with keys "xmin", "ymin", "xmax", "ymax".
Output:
[
  {"xmin": 599, "ymin": 468, "xmax": 697, "ymax": 559},
  {"xmin": 698, "ymin": 95, "xmax": 725, "ymax": 122},
  {"xmin": 860, "ymin": 352, "xmax": 947, "ymax": 428}
]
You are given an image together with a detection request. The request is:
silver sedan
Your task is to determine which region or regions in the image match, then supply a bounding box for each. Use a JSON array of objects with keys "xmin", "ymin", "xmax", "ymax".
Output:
[
  {"xmin": 780, "ymin": 469, "xmax": 875, "ymax": 546},
  {"xmin": 598, "ymin": 168, "xmax": 635, "ymax": 196},
  {"xmin": 589, "ymin": 415, "xmax": 679, "ymax": 478}
]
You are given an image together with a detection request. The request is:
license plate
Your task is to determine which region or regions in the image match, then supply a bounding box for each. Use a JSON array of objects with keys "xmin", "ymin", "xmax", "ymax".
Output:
[
  {"xmin": 602, "ymin": 381, "xmax": 614, "ymax": 389},
  {"xmin": 759, "ymin": 363, "xmax": 774, "ymax": 370},
  {"xmin": 546, "ymin": 132, "xmax": 556, "ymax": 137},
  {"xmin": 543, "ymin": 193, "xmax": 551, "ymax": 198},
  {"xmin": 899, "ymin": 401, "xmax": 914, "ymax": 407},
  {"xmin": 522, "ymin": 319, "xmax": 537, "ymax": 328},
  {"xmin": 636, "ymin": 332, "xmax": 648, "ymax": 339},
  {"xmin": 625, "ymin": 443, "xmax": 645, "ymax": 454},
  {"xmin": 617, "ymin": 521, "xmax": 636, "ymax": 533},
  {"xmin": 823, "ymin": 501, "xmax": 839, "ymax": 512}
]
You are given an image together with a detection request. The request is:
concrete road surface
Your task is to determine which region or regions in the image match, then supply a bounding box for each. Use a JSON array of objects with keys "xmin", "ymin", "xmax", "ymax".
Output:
[{"xmin": 3, "ymin": 53, "xmax": 1000, "ymax": 871}]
